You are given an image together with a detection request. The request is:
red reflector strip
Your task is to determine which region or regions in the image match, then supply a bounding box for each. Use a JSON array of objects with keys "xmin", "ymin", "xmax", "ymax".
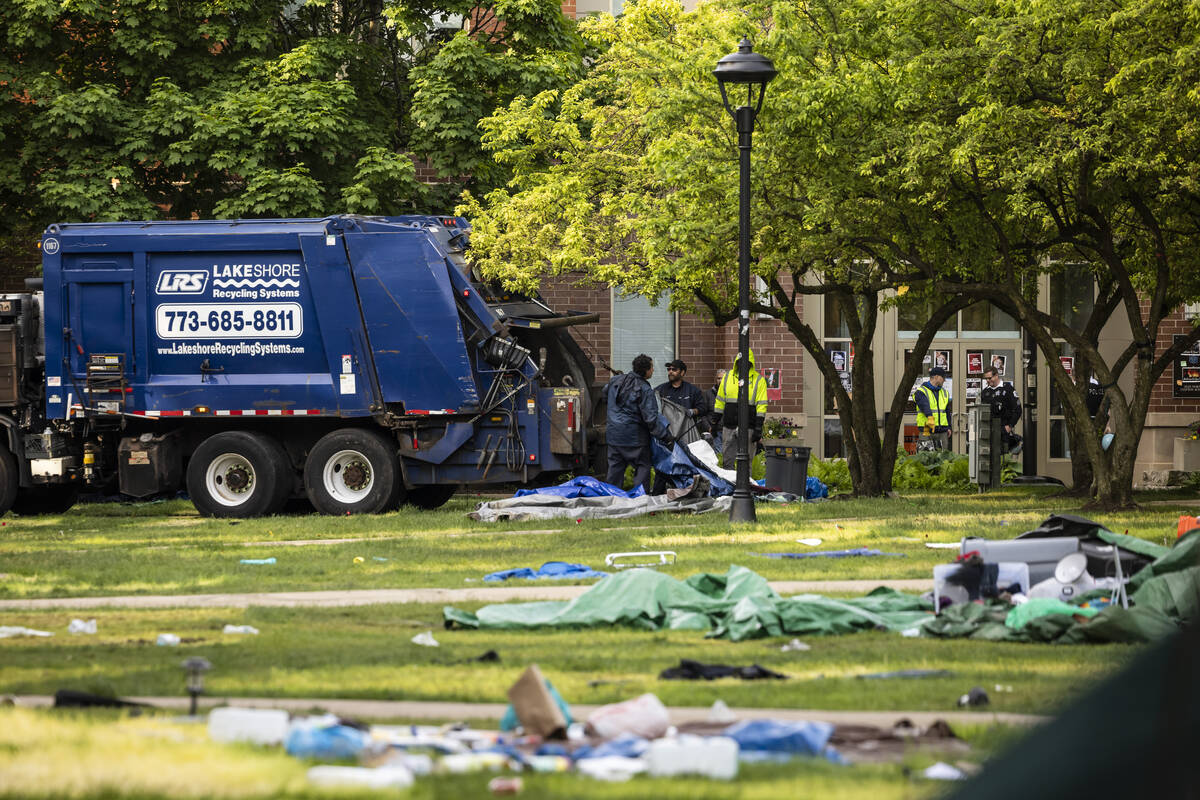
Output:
[
  {"xmin": 408, "ymin": 409, "xmax": 456, "ymax": 415},
  {"xmin": 132, "ymin": 409, "xmax": 324, "ymax": 417}
]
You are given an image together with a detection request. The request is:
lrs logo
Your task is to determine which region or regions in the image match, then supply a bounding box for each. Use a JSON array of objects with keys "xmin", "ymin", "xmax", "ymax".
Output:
[{"xmin": 156, "ymin": 271, "xmax": 208, "ymax": 294}]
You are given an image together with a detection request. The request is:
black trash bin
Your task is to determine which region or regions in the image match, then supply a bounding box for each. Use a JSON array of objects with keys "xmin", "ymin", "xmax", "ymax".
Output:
[{"xmin": 763, "ymin": 442, "xmax": 811, "ymax": 496}]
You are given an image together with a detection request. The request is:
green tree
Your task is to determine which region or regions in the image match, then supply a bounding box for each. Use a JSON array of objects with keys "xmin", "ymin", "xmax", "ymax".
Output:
[
  {"xmin": 862, "ymin": 0, "xmax": 1200, "ymax": 508},
  {"xmin": 0, "ymin": 0, "xmax": 585, "ymax": 238},
  {"xmin": 461, "ymin": 0, "xmax": 970, "ymax": 496}
]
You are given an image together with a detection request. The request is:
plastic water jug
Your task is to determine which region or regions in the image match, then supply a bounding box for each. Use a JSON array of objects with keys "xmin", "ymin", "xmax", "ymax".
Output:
[
  {"xmin": 207, "ymin": 707, "xmax": 290, "ymax": 745},
  {"xmin": 645, "ymin": 735, "xmax": 739, "ymax": 779}
]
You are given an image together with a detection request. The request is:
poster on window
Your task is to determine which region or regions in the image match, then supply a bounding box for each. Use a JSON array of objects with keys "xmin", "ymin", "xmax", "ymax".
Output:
[
  {"xmin": 763, "ymin": 367, "xmax": 782, "ymax": 402},
  {"xmin": 990, "ymin": 354, "xmax": 1007, "ymax": 376},
  {"xmin": 1173, "ymin": 334, "xmax": 1200, "ymax": 398},
  {"xmin": 830, "ymin": 351, "xmax": 847, "ymax": 373},
  {"xmin": 965, "ymin": 377, "xmax": 981, "ymax": 403},
  {"xmin": 967, "ymin": 351, "xmax": 983, "ymax": 375},
  {"xmin": 933, "ymin": 350, "xmax": 952, "ymax": 374},
  {"xmin": 1059, "ymin": 356, "xmax": 1075, "ymax": 377}
]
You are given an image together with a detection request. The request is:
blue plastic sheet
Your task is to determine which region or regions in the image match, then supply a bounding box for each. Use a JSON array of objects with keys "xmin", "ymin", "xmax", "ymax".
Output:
[
  {"xmin": 285, "ymin": 722, "xmax": 370, "ymax": 760},
  {"xmin": 754, "ymin": 548, "xmax": 903, "ymax": 559},
  {"xmin": 652, "ymin": 440, "xmax": 736, "ymax": 496},
  {"xmin": 723, "ymin": 719, "xmax": 837, "ymax": 762},
  {"xmin": 484, "ymin": 561, "xmax": 609, "ymax": 582},
  {"xmin": 514, "ymin": 476, "xmax": 644, "ymax": 499},
  {"xmin": 571, "ymin": 734, "xmax": 650, "ymax": 761},
  {"xmin": 806, "ymin": 476, "xmax": 828, "ymax": 499}
]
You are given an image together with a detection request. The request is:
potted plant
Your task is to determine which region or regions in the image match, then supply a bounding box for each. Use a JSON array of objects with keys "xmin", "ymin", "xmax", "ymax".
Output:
[
  {"xmin": 761, "ymin": 416, "xmax": 802, "ymax": 444},
  {"xmin": 1174, "ymin": 420, "xmax": 1200, "ymax": 472}
]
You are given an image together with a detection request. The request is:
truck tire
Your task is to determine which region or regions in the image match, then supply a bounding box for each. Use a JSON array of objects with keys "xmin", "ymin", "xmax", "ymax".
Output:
[
  {"xmin": 0, "ymin": 444, "xmax": 17, "ymax": 516},
  {"xmin": 405, "ymin": 485, "xmax": 457, "ymax": 510},
  {"xmin": 304, "ymin": 429, "xmax": 400, "ymax": 515},
  {"xmin": 12, "ymin": 485, "xmax": 79, "ymax": 516},
  {"xmin": 186, "ymin": 432, "xmax": 291, "ymax": 518}
]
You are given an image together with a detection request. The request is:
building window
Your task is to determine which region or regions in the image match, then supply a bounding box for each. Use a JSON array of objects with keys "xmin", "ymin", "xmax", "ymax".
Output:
[
  {"xmin": 611, "ymin": 290, "xmax": 674, "ymax": 374},
  {"xmin": 1050, "ymin": 264, "xmax": 1095, "ymax": 329},
  {"xmin": 961, "ymin": 302, "xmax": 1019, "ymax": 337},
  {"xmin": 896, "ymin": 294, "xmax": 956, "ymax": 337}
]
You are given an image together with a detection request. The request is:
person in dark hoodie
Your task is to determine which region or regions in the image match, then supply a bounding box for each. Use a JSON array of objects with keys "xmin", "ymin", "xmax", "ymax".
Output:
[{"xmin": 605, "ymin": 354, "xmax": 671, "ymax": 493}]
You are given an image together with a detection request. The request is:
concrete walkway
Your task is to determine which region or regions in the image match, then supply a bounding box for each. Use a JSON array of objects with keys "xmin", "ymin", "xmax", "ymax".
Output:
[
  {"xmin": 0, "ymin": 579, "xmax": 931, "ymax": 610},
  {"xmin": 9, "ymin": 694, "xmax": 1043, "ymax": 728}
]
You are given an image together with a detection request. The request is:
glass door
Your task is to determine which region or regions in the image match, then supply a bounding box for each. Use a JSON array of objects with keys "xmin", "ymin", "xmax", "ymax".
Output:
[{"xmin": 901, "ymin": 344, "xmax": 1022, "ymax": 454}]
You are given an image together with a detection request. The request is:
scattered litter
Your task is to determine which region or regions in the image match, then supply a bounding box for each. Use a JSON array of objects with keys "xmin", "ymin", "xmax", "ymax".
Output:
[
  {"xmin": 900, "ymin": 628, "xmax": 922, "ymax": 638},
  {"xmin": 307, "ymin": 765, "xmax": 414, "ymax": 789},
  {"xmin": 506, "ymin": 665, "xmax": 568, "ymax": 738},
  {"xmin": 723, "ymin": 719, "xmax": 837, "ymax": 761},
  {"xmin": 484, "ymin": 562, "xmax": 608, "ymax": 582},
  {"xmin": 755, "ymin": 548, "xmax": 903, "ymax": 559},
  {"xmin": 707, "ymin": 699, "xmax": 737, "ymax": 724},
  {"xmin": 587, "ymin": 694, "xmax": 670, "ymax": 740},
  {"xmin": 353, "ymin": 556, "xmax": 365, "ymax": 563},
  {"xmin": 957, "ymin": 687, "xmax": 990, "ymax": 708},
  {"xmin": 439, "ymin": 752, "xmax": 511, "ymax": 773},
  {"xmin": 222, "ymin": 624, "xmax": 259, "ymax": 635},
  {"xmin": 208, "ymin": 707, "xmax": 290, "ymax": 745},
  {"xmin": 239, "ymin": 557, "xmax": 276, "ymax": 565},
  {"xmin": 795, "ymin": 538, "xmax": 823, "ymax": 546},
  {"xmin": 67, "ymin": 619, "xmax": 97, "ymax": 635},
  {"xmin": 411, "ymin": 631, "xmax": 440, "ymax": 647},
  {"xmin": 472, "ymin": 649, "xmax": 500, "ymax": 663},
  {"xmin": 0, "ymin": 626, "xmax": 53, "ymax": 639},
  {"xmin": 575, "ymin": 755, "xmax": 646, "ymax": 782},
  {"xmin": 646, "ymin": 735, "xmax": 739, "ymax": 779},
  {"xmin": 659, "ymin": 659, "xmax": 786, "ymax": 681},
  {"xmin": 373, "ymin": 557, "xmax": 389, "ymax": 562},
  {"xmin": 993, "ymin": 684, "xmax": 1013, "ymax": 693},
  {"xmin": 156, "ymin": 633, "xmax": 180, "ymax": 646},
  {"xmin": 487, "ymin": 776, "xmax": 524, "ymax": 795},
  {"xmin": 780, "ymin": 639, "xmax": 811, "ymax": 652},
  {"xmin": 605, "ymin": 551, "xmax": 676, "ymax": 569},
  {"xmin": 53, "ymin": 689, "xmax": 149, "ymax": 709},
  {"xmin": 286, "ymin": 715, "xmax": 371, "ymax": 759},
  {"xmin": 925, "ymin": 542, "xmax": 960, "ymax": 549},
  {"xmin": 923, "ymin": 761, "xmax": 967, "ymax": 780},
  {"xmin": 858, "ymin": 669, "xmax": 952, "ymax": 680}
]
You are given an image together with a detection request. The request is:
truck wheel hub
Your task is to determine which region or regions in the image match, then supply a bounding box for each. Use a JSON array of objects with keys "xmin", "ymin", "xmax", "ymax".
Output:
[
  {"xmin": 340, "ymin": 461, "xmax": 370, "ymax": 491},
  {"xmin": 223, "ymin": 466, "xmax": 252, "ymax": 493}
]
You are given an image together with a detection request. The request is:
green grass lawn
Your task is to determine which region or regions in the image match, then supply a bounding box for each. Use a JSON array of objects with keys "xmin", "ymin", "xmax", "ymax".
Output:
[
  {"xmin": 0, "ymin": 487, "xmax": 1192, "ymax": 599},
  {"xmin": 0, "ymin": 487, "xmax": 1191, "ymax": 798}
]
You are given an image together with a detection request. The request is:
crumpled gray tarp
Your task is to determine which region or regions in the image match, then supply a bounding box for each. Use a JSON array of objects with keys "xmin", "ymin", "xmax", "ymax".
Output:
[{"xmin": 469, "ymin": 487, "xmax": 731, "ymax": 522}]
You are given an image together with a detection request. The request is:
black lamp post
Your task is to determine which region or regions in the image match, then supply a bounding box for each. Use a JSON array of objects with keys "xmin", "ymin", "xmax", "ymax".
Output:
[
  {"xmin": 182, "ymin": 656, "xmax": 211, "ymax": 716},
  {"xmin": 714, "ymin": 38, "xmax": 776, "ymax": 524}
]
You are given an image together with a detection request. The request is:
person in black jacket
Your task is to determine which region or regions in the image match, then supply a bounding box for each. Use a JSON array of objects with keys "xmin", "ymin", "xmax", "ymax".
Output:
[
  {"xmin": 605, "ymin": 354, "xmax": 671, "ymax": 493},
  {"xmin": 650, "ymin": 359, "xmax": 707, "ymax": 494},
  {"xmin": 981, "ymin": 365, "xmax": 1022, "ymax": 454}
]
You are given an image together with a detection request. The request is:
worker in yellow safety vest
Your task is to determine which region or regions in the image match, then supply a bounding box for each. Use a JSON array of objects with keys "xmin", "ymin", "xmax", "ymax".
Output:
[
  {"xmin": 710, "ymin": 349, "xmax": 769, "ymax": 469},
  {"xmin": 913, "ymin": 365, "xmax": 950, "ymax": 437}
]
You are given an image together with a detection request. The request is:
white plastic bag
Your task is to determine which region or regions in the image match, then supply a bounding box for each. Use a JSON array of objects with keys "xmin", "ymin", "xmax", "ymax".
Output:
[{"xmin": 586, "ymin": 693, "xmax": 670, "ymax": 740}]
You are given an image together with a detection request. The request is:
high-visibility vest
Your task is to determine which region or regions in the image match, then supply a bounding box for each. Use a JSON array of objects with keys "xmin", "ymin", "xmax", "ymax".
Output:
[
  {"xmin": 915, "ymin": 384, "xmax": 949, "ymax": 428},
  {"xmin": 714, "ymin": 368, "xmax": 768, "ymax": 417}
]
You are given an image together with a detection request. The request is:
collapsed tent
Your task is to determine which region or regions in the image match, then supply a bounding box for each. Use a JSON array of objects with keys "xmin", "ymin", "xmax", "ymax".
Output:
[
  {"xmin": 468, "ymin": 480, "xmax": 731, "ymax": 522},
  {"xmin": 445, "ymin": 533, "xmax": 1199, "ymax": 644},
  {"xmin": 445, "ymin": 565, "xmax": 933, "ymax": 641}
]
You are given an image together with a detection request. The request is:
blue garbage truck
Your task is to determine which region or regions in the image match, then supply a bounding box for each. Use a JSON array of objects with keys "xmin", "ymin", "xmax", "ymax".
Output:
[{"xmin": 0, "ymin": 215, "xmax": 598, "ymax": 517}]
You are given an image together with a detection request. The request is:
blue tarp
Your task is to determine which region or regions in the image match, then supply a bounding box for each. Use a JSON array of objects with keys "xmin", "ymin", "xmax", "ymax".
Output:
[
  {"xmin": 484, "ymin": 561, "xmax": 609, "ymax": 582},
  {"xmin": 755, "ymin": 548, "xmax": 903, "ymax": 559},
  {"xmin": 652, "ymin": 441, "xmax": 736, "ymax": 496},
  {"xmin": 806, "ymin": 476, "xmax": 828, "ymax": 499},
  {"xmin": 723, "ymin": 719, "xmax": 842, "ymax": 763},
  {"xmin": 514, "ymin": 476, "xmax": 644, "ymax": 499}
]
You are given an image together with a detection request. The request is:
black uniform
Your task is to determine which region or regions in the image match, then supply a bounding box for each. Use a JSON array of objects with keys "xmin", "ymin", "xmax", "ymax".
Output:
[
  {"xmin": 650, "ymin": 379, "xmax": 708, "ymax": 495},
  {"xmin": 981, "ymin": 381, "xmax": 1022, "ymax": 452}
]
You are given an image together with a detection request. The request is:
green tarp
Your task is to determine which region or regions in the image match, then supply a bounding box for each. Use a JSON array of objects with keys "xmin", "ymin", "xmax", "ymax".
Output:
[
  {"xmin": 444, "ymin": 565, "xmax": 934, "ymax": 642},
  {"xmin": 443, "ymin": 533, "xmax": 1199, "ymax": 644}
]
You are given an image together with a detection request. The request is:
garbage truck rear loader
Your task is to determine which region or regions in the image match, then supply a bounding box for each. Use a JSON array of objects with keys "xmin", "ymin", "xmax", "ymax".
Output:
[{"xmin": 0, "ymin": 215, "xmax": 595, "ymax": 517}]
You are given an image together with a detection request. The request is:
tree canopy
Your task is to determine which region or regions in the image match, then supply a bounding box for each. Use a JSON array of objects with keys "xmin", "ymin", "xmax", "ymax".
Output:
[
  {"xmin": 0, "ymin": 0, "xmax": 586, "ymax": 236},
  {"xmin": 462, "ymin": 0, "xmax": 1200, "ymax": 506}
]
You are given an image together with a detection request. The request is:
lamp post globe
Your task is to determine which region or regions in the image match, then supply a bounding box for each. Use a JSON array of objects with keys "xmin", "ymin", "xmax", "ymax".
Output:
[{"xmin": 714, "ymin": 39, "xmax": 774, "ymax": 524}]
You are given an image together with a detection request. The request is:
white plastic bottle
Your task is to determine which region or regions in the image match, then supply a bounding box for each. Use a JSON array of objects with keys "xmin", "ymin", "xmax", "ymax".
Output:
[
  {"xmin": 645, "ymin": 735, "xmax": 739, "ymax": 779},
  {"xmin": 207, "ymin": 707, "xmax": 290, "ymax": 745}
]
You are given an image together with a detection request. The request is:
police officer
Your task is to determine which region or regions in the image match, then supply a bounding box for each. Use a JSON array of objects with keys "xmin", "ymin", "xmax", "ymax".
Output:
[
  {"xmin": 914, "ymin": 366, "xmax": 950, "ymax": 447},
  {"xmin": 981, "ymin": 365, "xmax": 1022, "ymax": 454}
]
